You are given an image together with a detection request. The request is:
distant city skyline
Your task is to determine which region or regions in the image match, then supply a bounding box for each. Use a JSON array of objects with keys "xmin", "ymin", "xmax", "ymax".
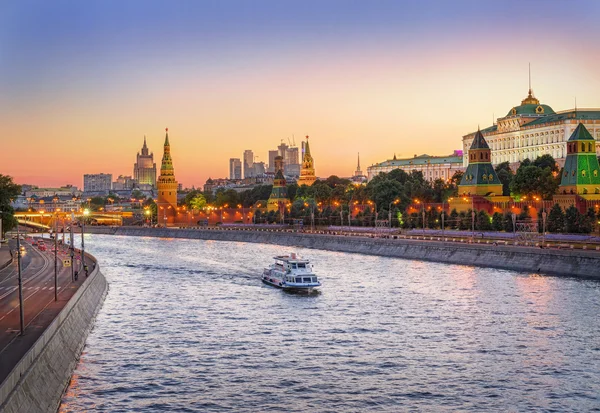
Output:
[{"xmin": 2, "ymin": 1, "xmax": 600, "ymax": 188}]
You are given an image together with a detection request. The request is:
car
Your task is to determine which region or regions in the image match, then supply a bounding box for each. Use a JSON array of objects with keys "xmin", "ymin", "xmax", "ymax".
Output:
[{"xmin": 19, "ymin": 245, "xmax": 26, "ymax": 252}]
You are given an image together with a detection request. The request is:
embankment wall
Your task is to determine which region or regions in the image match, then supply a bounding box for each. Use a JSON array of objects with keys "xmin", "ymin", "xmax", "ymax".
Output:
[
  {"xmin": 0, "ymin": 258, "xmax": 108, "ymax": 413},
  {"xmin": 87, "ymin": 226, "xmax": 600, "ymax": 279}
]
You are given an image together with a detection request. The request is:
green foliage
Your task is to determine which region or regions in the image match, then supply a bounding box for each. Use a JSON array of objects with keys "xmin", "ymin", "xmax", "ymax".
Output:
[
  {"xmin": 476, "ymin": 210, "xmax": 492, "ymax": 231},
  {"xmin": 563, "ymin": 205, "xmax": 592, "ymax": 233},
  {"xmin": 89, "ymin": 196, "xmax": 106, "ymax": 211},
  {"xmin": 502, "ymin": 212, "xmax": 514, "ymax": 232},
  {"xmin": 491, "ymin": 212, "xmax": 504, "ymax": 231},
  {"xmin": 0, "ymin": 174, "xmax": 21, "ymax": 236},
  {"xmin": 215, "ymin": 189, "xmax": 240, "ymax": 207},
  {"xmin": 131, "ymin": 189, "xmax": 144, "ymax": 200},
  {"xmin": 510, "ymin": 155, "xmax": 559, "ymax": 199},
  {"xmin": 495, "ymin": 162, "xmax": 514, "ymax": 196},
  {"xmin": 546, "ymin": 204, "xmax": 565, "ymax": 233},
  {"xmin": 189, "ymin": 193, "xmax": 207, "ymax": 211}
]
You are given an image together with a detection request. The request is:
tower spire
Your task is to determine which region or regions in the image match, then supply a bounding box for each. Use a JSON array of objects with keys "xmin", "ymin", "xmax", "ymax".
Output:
[
  {"xmin": 528, "ymin": 62, "xmax": 531, "ymax": 95},
  {"xmin": 357, "ymin": 152, "xmax": 361, "ymax": 170}
]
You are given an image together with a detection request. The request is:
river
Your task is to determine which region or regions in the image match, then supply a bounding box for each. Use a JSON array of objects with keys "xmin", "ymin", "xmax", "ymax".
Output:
[{"xmin": 59, "ymin": 234, "xmax": 600, "ymax": 412}]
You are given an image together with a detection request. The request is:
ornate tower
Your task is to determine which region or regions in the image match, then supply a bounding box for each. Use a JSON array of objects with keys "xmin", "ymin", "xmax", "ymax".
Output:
[
  {"xmin": 157, "ymin": 128, "xmax": 178, "ymax": 223},
  {"xmin": 354, "ymin": 153, "xmax": 363, "ymax": 177},
  {"xmin": 559, "ymin": 123, "xmax": 600, "ymax": 195},
  {"xmin": 458, "ymin": 128, "xmax": 503, "ymax": 196},
  {"xmin": 133, "ymin": 136, "xmax": 157, "ymax": 187},
  {"xmin": 267, "ymin": 156, "xmax": 289, "ymax": 212},
  {"xmin": 297, "ymin": 135, "xmax": 317, "ymax": 186}
]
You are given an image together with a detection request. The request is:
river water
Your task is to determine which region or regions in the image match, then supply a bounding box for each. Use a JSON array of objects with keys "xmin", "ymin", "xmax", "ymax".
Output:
[{"xmin": 59, "ymin": 235, "xmax": 600, "ymax": 412}]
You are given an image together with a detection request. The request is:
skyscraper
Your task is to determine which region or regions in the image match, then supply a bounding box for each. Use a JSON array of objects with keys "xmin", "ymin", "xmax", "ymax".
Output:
[
  {"xmin": 133, "ymin": 136, "xmax": 157, "ymax": 188},
  {"xmin": 229, "ymin": 158, "xmax": 242, "ymax": 180},
  {"xmin": 157, "ymin": 128, "xmax": 178, "ymax": 224},
  {"xmin": 268, "ymin": 150, "xmax": 279, "ymax": 173},
  {"xmin": 243, "ymin": 150, "xmax": 254, "ymax": 178}
]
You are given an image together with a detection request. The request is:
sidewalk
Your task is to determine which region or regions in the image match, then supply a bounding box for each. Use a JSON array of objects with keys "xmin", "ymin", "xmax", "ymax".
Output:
[{"xmin": 0, "ymin": 246, "xmax": 12, "ymax": 271}]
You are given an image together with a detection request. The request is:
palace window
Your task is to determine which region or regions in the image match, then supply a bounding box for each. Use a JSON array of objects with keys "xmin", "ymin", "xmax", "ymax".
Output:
[
  {"xmin": 582, "ymin": 142, "xmax": 586, "ymax": 152},
  {"xmin": 582, "ymin": 170, "xmax": 586, "ymax": 177},
  {"xmin": 594, "ymin": 170, "xmax": 598, "ymax": 177}
]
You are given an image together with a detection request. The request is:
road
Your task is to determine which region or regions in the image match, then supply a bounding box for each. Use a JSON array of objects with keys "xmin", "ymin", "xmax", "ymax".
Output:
[{"xmin": 0, "ymin": 235, "xmax": 89, "ymax": 382}]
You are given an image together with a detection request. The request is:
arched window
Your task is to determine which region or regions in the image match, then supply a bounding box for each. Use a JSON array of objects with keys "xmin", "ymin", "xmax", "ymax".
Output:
[{"xmin": 582, "ymin": 142, "xmax": 585, "ymax": 152}]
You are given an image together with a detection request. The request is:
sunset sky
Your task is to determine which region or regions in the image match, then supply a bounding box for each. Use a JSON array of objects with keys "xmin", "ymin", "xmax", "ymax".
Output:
[{"xmin": 2, "ymin": 0, "xmax": 600, "ymax": 188}]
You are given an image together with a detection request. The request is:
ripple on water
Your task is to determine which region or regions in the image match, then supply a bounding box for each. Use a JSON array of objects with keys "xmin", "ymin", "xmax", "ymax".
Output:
[{"xmin": 59, "ymin": 235, "xmax": 600, "ymax": 412}]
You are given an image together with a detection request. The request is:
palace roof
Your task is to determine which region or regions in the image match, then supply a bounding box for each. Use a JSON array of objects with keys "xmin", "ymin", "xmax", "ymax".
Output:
[
  {"xmin": 505, "ymin": 103, "xmax": 555, "ymax": 117},
  {"xmin": 371, "ymin": 154, "xmax": 463, "ymax": 168}
]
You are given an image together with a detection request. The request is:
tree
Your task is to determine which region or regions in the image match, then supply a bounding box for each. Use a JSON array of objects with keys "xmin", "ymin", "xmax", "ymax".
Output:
[
  {"xmin": 189, "ymin": 193, "xmax": 207, "ymax": 211},
  {"xmin": 491, "ymin": 212, "xmax": 503, "ymax": 231},
  {"xmin": 476, "ymin": 210, "xmax": 492, "ymax": 231},
  {"xmin": 533, "ymin": 154, "xmax": 559, "ymax": 173},
  {"xmin": 131, "ymin": 189, "xmax": 144, "ymax": 200},
  {"xmin": 495, "ymin": 162, "xmax": 514, "ymax": 196},
  {"xmin": 565, "ymin": 205, "xmax": 580, "ymax": 233},
  {"xmin": 546, "ymin": 204, "xmax": 565, "ymax": 233},
  {"xmin": 0, "ymin": 175, "xmax": 22, "ymax": 236}
]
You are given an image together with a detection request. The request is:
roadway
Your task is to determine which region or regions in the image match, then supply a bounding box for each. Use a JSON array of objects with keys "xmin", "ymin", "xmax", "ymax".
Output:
[{"xmin": 0, "ymin": 235, "xmax": 89, "ymax": 383}]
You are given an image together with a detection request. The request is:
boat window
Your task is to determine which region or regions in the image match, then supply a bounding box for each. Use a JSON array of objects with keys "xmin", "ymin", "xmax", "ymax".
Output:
[
  {"xmin": 297, "ymin": 263, "xmax": 306, "ymax": 268},
  {"xmin": 303, "ymin": 277, "xmax": 311, "ymax": 283},
  {"xmin": 295, "ymin": 277, "xmax": 302, "ymax": 283},
  {"xmin": 312, "ymin": 277, "xmax": 317, "ymax": 283},
  {"xmin": 292, "ymin": 263, "xmax": 297, "ymax": 269}
]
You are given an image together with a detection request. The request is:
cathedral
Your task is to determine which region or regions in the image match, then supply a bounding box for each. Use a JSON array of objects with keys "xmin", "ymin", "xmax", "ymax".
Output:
[{"xmin": 157, "ymin": 128, "xmax": 179, "ymax": 225}]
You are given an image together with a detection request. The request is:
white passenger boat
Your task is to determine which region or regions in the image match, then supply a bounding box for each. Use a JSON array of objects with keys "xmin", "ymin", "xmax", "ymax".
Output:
[{"xmin": 262, "ymin": 253, "xmax": 321, "ymax": 292}]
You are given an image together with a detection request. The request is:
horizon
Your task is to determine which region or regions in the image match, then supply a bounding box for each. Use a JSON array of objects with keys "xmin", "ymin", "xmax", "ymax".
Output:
[{"xmin": 2, "ymin": 0, "xmax": 600, "ymax": 188}]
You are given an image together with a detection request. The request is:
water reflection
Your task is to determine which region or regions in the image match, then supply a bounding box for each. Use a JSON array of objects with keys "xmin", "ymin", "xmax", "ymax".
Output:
[{"xmin": 59, "ymin": 235, "xmax": 600, "ymax": 412}]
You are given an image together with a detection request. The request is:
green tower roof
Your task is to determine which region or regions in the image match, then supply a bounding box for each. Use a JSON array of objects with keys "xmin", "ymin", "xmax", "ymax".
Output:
[{"xmin": 567, "ymin": 122, "xmax": 595, "ymax": 141}]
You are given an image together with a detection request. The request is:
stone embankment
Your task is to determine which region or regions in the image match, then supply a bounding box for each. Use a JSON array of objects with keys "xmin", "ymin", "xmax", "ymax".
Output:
[
  {"xmin": 0, "ymin": 255, "xmax": 108, "ymax": 413},
  {"xmin": 87, "ymin": 226, "xmax": 600, "ymax": 279}
]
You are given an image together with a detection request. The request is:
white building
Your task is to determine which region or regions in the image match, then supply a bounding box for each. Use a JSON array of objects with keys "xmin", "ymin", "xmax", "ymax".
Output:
[
  {"xmin": 83, "ymin": 173, "xmax": 112, "ymax": 192},
  {"xmin": 462, "ymin": 89, "xmax": 600, "ymax": 168},
  {"xmin": 367, "ymin": 152, "xmax": 464, "ymax": 182}
]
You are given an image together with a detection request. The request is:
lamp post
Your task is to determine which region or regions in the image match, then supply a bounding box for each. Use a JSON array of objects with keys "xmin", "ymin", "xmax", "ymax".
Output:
[
  {"xmin": 82, "ymin": 209, "xmax": 89, "ymax": 276},
  {"xmin": 70, "ymin": 212, "xmax": 75, "ymax": 282},
  {"xmin": 54, "ymin": 212, "xmax": 58, "ymax": 300},
  {"xmin": 415, "ymin": 199, "xmax": 425, "ymax": 236},
  {"xmin": 388, "ymin": 199, "xmax": 399, "ymax": 229}
]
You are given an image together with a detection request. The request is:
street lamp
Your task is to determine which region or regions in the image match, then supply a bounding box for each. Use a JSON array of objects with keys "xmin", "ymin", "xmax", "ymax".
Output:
[
  {"xmin": 388, "ymin": 199, "xmax": 399, "ymax": 229},
  {"xmin": 415, "ymin": 199, "xmax": 425, "ymax": 236},
  {"xmin": 82, "ymin": 209, "xmax": 89, "ymax": 277}
]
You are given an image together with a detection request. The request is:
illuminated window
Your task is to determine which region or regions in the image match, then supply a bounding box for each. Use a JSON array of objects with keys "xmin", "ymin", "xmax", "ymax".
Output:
[
  {"xmin": 594, "ymin": 170, "xmax": 598, "ymax": 177},
  {"xmin": 582, "ymin": 170, "xmax": 586, "ymax": 177}
]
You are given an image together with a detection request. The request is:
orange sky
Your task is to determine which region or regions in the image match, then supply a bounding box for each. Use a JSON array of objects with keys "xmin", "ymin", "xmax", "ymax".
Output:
[{"xmin": 1, "ymin": 1, "xmax": 599, "ymax": 189}]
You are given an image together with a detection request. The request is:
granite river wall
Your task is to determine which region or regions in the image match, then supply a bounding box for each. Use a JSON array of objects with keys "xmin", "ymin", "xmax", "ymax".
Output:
[
  {"xmin": 0, "ymin": 256, "xmax": 108, "ymax": 413},
  {"xmin": 87, "ymin": 226, "xmax": 600, "ymax": 279}
]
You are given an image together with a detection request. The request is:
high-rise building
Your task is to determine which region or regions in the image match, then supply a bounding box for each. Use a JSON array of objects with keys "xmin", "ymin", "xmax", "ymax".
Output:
[
  {"xmin": 133, "ymin": 136, "xmax": 157, "ymax": 188},
  {"xmin": 157, "ymin": 128, "xmax": 179, "ymax": 224},
  {"xmin": 268, "ymin": 150, "xmax": 279, "ymax": 173},
  {"xmin": 297, "ymin": 136, "xmax": 317, "ymax": 186},
  {"xmin": 229, "ymin": 158, "xmax": 242, "ymax": 180},
  {"xmin": 253, "ymin": 161, "xmax": 266, "ymax": 176},
  {"xmin": 83, "ymin": 173, "xmax": 112, "ymax": 192},
  {"xmin": 243, "ymin": 150, "xmax": 254, "ymax": 178}
]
